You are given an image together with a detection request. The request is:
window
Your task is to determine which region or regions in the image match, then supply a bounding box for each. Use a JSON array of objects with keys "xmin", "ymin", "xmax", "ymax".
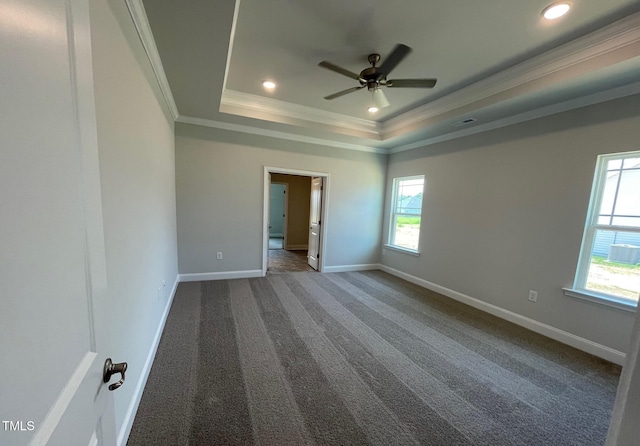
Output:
[
  {"xmin": 569, "ymin": 151, "xmax": 640, "ymax": 308},
  {"xmin": 388, "ymin": 175, "xmax": 424, "ymax": 253}
]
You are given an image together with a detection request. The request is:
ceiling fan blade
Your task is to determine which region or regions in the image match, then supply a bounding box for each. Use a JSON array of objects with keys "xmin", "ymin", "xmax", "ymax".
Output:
[
  {"xmin": 324, "ymin": 86, "xmax": 364, "ymax": 100},
  {"xmin": 378, "ymin": 44, "xmax": 412, "ymax": 75},
  {"xmin": 373, "ymin": 89, "xmax": 390, "ymax": 109},
  {"xmin": 386, "ymin": 78, "xmax": 437, "ymax": 88},
  {"xmin": 318, "ymin": 61, "xmax": 362, "ymax": 80}
]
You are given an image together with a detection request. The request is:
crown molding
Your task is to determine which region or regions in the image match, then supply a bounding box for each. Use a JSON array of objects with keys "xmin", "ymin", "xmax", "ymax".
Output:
[
  {"xmin": 382, "ymin": 12, "xmax": 640, "ymax": 139},
  {"xmin": 220, "ymin": 90, "xmax": 382, "ymax": 140},
  {"xmin": 176, "ymin": 115, "xmax": 386, "ymax": 154},
  {"xmin": 125, "ymin": 0, "xmax": 179, "ymax": 120},
  {"xmin": 389, "ymin": 81, "xmax": 640, "ymax": 154},
  {"xmin": 221, "ymin": 0, "xmax": 241, "ymax": 94}
]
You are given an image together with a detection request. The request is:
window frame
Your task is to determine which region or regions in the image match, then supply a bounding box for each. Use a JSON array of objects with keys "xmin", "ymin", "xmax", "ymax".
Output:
[
  {"xmin": 567, "ymin": 151, "xmax": 640, "ymax": 310},
  {"xmin": 386, "ymin": 175, "xmax": 425, "ymax": 255}
]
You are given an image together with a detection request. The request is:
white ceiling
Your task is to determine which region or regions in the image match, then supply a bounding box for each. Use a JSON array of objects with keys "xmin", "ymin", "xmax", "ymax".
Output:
[{"xmin": 138, "ymin": 0, "xmax": 640, "ymax": 153}]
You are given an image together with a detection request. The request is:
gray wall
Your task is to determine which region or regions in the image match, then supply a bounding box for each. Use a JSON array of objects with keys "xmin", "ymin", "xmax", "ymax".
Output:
[
  {"xmin": 383, "ymin": 94, "xmax": 640, "ymax": 353},
  {"xmin": 90, "ymin": 0, "xmax": 178, "ymax": 435},
  {"xmin": 175, "ymin": 123, "xmax": 387, "ymax": 274}
]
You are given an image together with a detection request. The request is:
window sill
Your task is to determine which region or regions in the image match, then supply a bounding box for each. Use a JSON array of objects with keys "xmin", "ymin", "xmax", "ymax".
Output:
[
  {"xmin": 562, "ymin": 288, "xmax": 637, "ymax": 313},
  {"xmin": 384, "ymin": 244, "xmax": 420, "ymax": 257}
]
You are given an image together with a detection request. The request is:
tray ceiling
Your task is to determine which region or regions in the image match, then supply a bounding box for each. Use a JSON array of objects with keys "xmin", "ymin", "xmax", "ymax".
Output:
[{"xmin": 138, "ymin": 0, "xmax": 640, "ymax": 152}]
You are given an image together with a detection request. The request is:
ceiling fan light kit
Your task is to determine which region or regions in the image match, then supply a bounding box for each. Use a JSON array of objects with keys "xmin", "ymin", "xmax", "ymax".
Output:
[
  {"xmin": 372, "ymin": 88, "xmax": 390, "ymax": 109},
  {"xmin": 367, "ymin": 88, "xmax": 390, "ymax": 114},
  {"xmin": 318, "ymin": 44, "xmax": 438, "ymax": 113}
]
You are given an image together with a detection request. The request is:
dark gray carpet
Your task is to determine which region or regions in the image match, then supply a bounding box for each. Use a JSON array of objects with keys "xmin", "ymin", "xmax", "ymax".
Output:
[{"xmin": 127, "ymin": 271, "xmax": 621, "ymax": 446}]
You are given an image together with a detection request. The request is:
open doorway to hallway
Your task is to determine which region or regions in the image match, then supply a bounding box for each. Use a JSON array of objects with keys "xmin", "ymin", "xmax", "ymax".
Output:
[
  {"xmin": 268, "ymin": 177, "xmax": 311, "ymax": 273},
  {"xmin": 263, "ymin": 167, "xmax": 329, "ymax": 275}
]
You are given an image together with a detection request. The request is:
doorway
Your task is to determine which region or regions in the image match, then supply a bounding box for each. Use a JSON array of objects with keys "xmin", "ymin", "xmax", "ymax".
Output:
[{"xmin": 263, "ymin": 167, "xmax": 329, "ymax": 275}]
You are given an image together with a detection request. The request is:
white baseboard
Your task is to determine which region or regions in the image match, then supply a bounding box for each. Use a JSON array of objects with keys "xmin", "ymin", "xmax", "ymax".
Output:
[
  {"xmin": 379, "ymin": 265, "xmax": 627, "ymax": 365},
  {"xmin": 117, "ymin": 274, "xmax": 180, "ymax": 446},
  {"xmin": 323, "ymin": 263, "xmax": 380, "ymax": 273},
  {"xmin": 179, "ymin": 269, "xmax": 263, "ymax": 282},
  {"xmin": 285, "ymin": 244, "xmax": 308, "ymax": 251}
]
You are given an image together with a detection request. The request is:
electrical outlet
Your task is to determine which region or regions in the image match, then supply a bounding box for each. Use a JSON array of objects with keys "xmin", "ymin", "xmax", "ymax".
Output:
[
  {"xmin": 216, "ymin": 252, "xmax": 223, "ymax": 260},
  {"xmin": 528, "ymin": 290, "xmax": 538, "ymax": 302}
]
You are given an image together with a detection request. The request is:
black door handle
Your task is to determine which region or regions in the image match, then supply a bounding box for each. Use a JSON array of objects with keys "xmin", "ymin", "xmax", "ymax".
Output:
[{"xmin": 103, "ymin": 358, "xmax": 128, "ymax": 391}]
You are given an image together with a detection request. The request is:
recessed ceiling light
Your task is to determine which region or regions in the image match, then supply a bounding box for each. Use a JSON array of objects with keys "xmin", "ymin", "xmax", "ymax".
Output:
[
  {"xmin": 262, "ymin": 80, "xmax": 276, "ymax": 90},
  {"xmin": 367, "ymin": 106, "xmax": 379, "ymax": 114},
  {"xmin": 542, "ymin": 2, "xmax": 571, "ymax": 20}
]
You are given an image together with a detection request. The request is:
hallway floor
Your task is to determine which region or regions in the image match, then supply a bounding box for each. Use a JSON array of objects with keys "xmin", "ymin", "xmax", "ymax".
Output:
[{"xmin": 268, "ymin": 248, "xmax": 313, "ymax": 273}]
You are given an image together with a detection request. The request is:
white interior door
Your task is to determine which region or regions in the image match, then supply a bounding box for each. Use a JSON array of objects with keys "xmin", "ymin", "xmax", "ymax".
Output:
[
  {"xmin": 0, "ymin": 1, "xmax": 117, "ymax": 445},
  {"xmin": 308, "ymin": 177, "xmax": 323, "ymax": 270}
]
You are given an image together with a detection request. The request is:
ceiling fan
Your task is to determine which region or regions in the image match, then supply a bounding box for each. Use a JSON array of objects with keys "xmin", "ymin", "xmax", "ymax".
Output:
[{"xmin": 318, "ymin": 44, "xmax": 437, "ymax": 111}]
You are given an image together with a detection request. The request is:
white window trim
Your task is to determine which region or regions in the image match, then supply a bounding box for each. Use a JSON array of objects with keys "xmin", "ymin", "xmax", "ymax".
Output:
[
  {"xmin": 562, "ymin": 288, "xmax": 636, "ymax": 312},
  {"xmin": 568, "ymin": 151, "xmax": 640, "ymax": 309},
  {"xmin": 388, "ymin": 175, "xmax": 424, "ymax": 254},
  {"xmin": 384, "ymin": 244, "xmax": 421, "ymax": 256}
]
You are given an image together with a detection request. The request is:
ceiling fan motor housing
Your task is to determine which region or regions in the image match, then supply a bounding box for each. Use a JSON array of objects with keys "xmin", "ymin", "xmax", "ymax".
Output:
[{"xmin": 361, "ymin": 54, "xmax": 386, "ymax": 90}]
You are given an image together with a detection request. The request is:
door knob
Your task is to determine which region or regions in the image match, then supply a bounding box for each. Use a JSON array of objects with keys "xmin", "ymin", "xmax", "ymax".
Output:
[{"xmin": 103, "ymin": 358, "xmax": 127, "ymax": 391}]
